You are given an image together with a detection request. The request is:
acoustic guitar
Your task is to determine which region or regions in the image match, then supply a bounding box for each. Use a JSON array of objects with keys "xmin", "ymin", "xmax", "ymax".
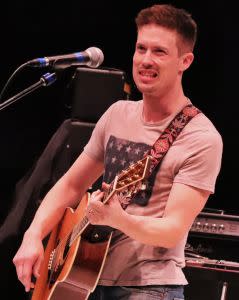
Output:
[{"xmin": 31, "ymin": 155, "xmax": 152, "ymax": 300}]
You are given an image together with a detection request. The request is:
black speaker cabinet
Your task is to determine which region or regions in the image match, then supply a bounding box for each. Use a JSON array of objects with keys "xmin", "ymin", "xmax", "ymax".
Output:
[
  {"xmin": 184, "ymin": 230, "xmax": 239, "ymax": 300},
  {"xmin": 70, "ymin": 67, "xmax": 127, "ymax": 123}
]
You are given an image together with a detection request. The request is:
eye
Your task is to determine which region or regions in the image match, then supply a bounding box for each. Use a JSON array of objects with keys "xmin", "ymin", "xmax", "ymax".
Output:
[
  {"xmin": 154, "ymin": 48, "xmax": 165, "ymax": 55},
  {"xmin": 136, "ymin": 44, "xmax": 146, "ymax": 53}
]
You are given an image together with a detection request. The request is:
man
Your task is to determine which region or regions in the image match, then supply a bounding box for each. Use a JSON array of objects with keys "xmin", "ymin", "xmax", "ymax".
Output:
[{"xmin": 13, "ymin": 4, "xmax": 223, "ymax": 300}]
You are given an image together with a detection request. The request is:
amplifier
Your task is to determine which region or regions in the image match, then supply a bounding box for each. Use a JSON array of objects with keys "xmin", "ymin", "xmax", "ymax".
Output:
[
  {"xmin": 187, "ymin": 209, "xmax": 239, "ymax": 262},
  {"xmin": 190, "ymin": 209, "xmax": 239, "ymax": 238},
  {"xmin": 185, "ymin": 210, "xmax": 239, "ymax": 300}
]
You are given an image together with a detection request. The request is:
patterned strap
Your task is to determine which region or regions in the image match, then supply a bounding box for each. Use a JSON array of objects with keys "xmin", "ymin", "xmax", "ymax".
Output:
[{"xmin": 146, "ymin": 104, "xmax": 201, "ymax": 175}]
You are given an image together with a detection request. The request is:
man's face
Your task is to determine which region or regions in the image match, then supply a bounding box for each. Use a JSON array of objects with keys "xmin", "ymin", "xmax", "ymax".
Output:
[{"xmin": 133, "ymin": 24, "xmax": 184, "ymax": 98}]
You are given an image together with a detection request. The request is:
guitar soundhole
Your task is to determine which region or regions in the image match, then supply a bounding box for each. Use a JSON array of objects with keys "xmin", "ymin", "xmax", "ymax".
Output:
[
  {"xmin": 63, "ymin": 244, "xmax": 69, "ymax": 258},
  {"xmin": 82, "ymin": 225, "xmax": 113, "ymax": 243},
  {"xmin": 48, "ymin": 270, "xmax": 58, "ymax": 286}
]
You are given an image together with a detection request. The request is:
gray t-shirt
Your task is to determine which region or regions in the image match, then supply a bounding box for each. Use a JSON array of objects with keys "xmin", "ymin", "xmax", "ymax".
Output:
[{"xmin": 84, "ymin": 100, "xmax": 223, "ymax": 286}]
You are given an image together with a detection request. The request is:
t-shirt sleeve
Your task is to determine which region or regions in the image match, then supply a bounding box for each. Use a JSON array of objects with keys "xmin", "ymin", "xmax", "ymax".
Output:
[
  {"xmin": 173, "ymin": 131, "xmax": 223, "ymax": 193},
  {"xmin": 83, "ymin": 102, "xmax": 116, "ymax": 162}
]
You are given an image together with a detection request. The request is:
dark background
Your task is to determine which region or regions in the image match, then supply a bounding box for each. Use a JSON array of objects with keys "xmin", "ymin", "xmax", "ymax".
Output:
[{"xmin": 0, "ymin": 0, "xmax": 237, "ymax": 299}]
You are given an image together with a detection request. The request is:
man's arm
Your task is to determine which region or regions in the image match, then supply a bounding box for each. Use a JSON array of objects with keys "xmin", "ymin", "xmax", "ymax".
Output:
[
  {"xmin": 28, "ymin": 152, "xmax": 104, "ymax": 239},
  {"xmin": 13, "ymin": 152, "xmax": 104, "ymax": 291},
  {"xmin": 87, "ymin": 182, "xmax": 210, "ymax": 248}
]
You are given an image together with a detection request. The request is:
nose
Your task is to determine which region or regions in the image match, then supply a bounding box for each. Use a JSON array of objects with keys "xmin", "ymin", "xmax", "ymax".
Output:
[{"xmin": 141, "ymin": 50, "xmax": 154, "ymax": 65}]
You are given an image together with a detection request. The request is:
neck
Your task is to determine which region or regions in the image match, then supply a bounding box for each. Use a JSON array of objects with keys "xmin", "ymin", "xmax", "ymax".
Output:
[{"xmin": 142, "ymin": 90, "xmax": 189, "ymax": 123}]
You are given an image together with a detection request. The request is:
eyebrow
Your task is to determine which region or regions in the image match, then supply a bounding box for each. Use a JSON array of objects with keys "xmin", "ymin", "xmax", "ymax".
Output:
[{"xmin": 136, "ymin": 42, "xmax": 168, "ymax": 52}]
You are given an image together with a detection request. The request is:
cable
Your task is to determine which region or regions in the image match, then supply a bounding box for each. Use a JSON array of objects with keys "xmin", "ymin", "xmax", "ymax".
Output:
[{"xmin": 0, "ymin": 62, "xmax": 30, "ymax": 102}]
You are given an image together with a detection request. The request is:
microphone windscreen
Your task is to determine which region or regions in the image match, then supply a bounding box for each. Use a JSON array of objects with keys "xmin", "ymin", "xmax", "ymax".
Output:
[{"xmin": 85, "ymin": 47, "xmax": 104, "ymax": 68}]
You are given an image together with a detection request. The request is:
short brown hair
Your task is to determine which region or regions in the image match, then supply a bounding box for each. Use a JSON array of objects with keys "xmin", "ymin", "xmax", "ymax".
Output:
[{"xmin": 135, "ymin": 4, "xmax": 197, "ymax": 53}]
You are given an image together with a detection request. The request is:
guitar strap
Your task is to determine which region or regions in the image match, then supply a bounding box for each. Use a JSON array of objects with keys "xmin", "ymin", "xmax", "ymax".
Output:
[
  {"xmin": 145, "ymin": 103, "xmax": 201, "ymax": 176},
  {"xmin": 118, "ymin": 103, "xmax": 201, "ymax": 210}
]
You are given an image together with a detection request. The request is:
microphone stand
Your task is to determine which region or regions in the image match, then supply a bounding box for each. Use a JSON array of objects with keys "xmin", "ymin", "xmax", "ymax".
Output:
[{"xmin": 0, "ymin": 72, "xmax": 57, "ymax": 111}]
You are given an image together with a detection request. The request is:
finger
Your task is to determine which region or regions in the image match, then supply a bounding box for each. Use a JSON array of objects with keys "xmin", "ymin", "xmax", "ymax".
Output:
[
  {"xmin": 90, "ymin": 191, "xmax": 104, "ymax": 204},
  {"xmin": 102, "ymin": 182, "xmax": 110, "ymax": 191},
  {"xmin": 91, "ymin": 189, "xmax": 102, "ymax": 199},
  {"xmin": 87, "ymin": 204, "xmax": 101, "ymax": 216},
  {"xmin": 87, "ymin": 208, "xmax": 94, "ymax": 215},
  {"xmin": 92, "ymin": 189, "xmax": 101, "ymax": 195},
  {"xmin": 88, "ymin": 214, "xmax": 101, "ymax": 225},
  {"xmin": 86, "ymin": 206, "xmax": 96, "ymax": 218},
  {"xmin": 15, "ymin": 263, "xmax": 23, "ymax": 282},
  {"xmin": 33, "ymin": 255, "xmax": 43, "ymax": 279},
  {"xmin": 22, "ymin": 261, "xmax": 34, "ymax": 292},
  {"xmin": 30, "ymin": 282, "xmax": 35, "ymax": 289}
]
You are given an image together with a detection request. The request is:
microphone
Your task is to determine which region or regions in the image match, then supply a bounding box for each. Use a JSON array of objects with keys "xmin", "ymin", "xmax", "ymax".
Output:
[{"xmin": 26, "ymin": 47, "xmax": 104, "ymax": 68}]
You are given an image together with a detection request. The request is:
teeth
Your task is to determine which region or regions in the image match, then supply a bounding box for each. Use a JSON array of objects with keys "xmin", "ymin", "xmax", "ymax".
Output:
[
  {"xmin": 141, "ymin": 73, "xmax": 155, "ymax": 77},
  {"xmin": 140, "ymin": 71, "xmax": 156, "ymax": 77}
]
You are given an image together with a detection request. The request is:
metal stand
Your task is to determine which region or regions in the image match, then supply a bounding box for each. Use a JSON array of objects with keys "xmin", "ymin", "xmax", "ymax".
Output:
[
  {"xmin": 0, "ymin": 72, "xmax": 57, "ymax": 111},
  {"xmin": 220, "ymin": 282, "xmax": 228, "ymax": 300}
]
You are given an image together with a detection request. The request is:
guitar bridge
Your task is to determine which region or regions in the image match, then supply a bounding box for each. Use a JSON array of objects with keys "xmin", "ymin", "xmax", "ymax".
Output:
[{"xmin": 48, "ymin": 249, "xmax": 56, "ymax": 270}]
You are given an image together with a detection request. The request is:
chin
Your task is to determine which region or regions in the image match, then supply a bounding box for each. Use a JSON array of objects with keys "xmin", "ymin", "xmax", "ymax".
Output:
[
  {"xmin": 135, "ymin": 78, "xmax": 156, "ymax": 92},
  {"xmin": 138, "ymin": 85, "xmax": 155, "ymax": 95}
]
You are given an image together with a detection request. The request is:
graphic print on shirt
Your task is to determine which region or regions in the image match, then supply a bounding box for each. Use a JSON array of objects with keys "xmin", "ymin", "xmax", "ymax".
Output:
[{"xmin": 103, "ymin": 135, "xmax": 160, "ymax": 206}]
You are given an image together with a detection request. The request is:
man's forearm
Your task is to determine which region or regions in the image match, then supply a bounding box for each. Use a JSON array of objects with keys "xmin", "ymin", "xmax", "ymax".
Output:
[
  {"xmin": 116, "ymin": 213, "xmax": 183, "ymax": 248},
  {"xmin": 27, "ymin": 177, "xmax": 85, "ymax": 240}
]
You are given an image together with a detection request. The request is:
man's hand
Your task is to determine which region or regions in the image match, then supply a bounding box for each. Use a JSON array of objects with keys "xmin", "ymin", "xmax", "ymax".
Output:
[
  {"xmin": 12, "ymin": 230, "xmax": 44, "ymax": 292},
  {"xmin": 86, "ymin": 189, "xmax": 127, "ymax": 229}
]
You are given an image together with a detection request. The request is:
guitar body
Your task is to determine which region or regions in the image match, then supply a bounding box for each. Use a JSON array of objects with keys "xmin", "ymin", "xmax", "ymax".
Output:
[{"xmin": 32, "ymin": 193, "xmax": 112, "ymax": 300}]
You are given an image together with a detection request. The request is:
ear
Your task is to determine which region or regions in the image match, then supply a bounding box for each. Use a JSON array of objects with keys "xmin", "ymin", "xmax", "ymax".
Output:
[{"xmin": 179, "ymin": 52, "xmax": 194, "ymax": 72}]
